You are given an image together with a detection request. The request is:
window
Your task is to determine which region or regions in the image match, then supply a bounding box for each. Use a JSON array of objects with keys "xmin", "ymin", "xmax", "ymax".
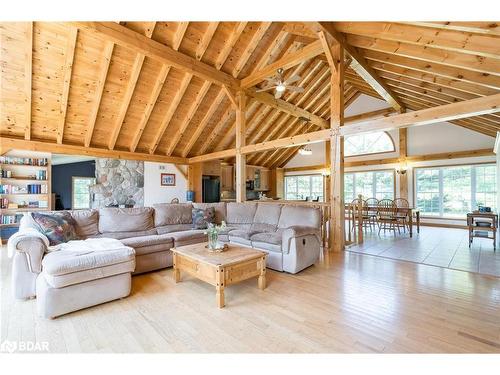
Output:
[
  {"xmin": 415, "ymin": 164, "xmax": 496, "ymax": 218},
  {"xmin": 72, "ymin": 177, "xmax": 96, "ymax": 209},
  {"xmin": 344, "ymin": 170, "xmax": 395, "ymax": 202},
  {"xmin": 285, "ymin": 175, "xmax": 324, "ymax": 201},
  {"xmin": 344, "ymin": 131, "xmax": 395, "ymax": 157}
]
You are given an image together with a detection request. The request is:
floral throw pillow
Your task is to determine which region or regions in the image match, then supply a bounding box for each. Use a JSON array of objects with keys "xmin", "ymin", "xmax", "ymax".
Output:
[
  {"xmin": 192, "ymin": 207, "xmax": 215, "ymax": 229},
  {"xmin": 31, "ymin": 211, "xmax": 79, "ymax": 246}
]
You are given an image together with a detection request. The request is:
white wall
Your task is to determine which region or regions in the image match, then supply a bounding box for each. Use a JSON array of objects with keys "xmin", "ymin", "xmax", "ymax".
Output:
[
  {"xmin": 408, "ymin": 121, "xmax": 494, "ymax": 155},
  {"xmin": 143, "ymin": 162, "xmax": 188, "ymax": 206}
]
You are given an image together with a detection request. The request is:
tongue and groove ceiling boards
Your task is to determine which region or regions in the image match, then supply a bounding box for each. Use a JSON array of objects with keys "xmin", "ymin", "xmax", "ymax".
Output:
[{"xmin": 1, "ymin": 22, "xmax": 499, "ymax": 166}]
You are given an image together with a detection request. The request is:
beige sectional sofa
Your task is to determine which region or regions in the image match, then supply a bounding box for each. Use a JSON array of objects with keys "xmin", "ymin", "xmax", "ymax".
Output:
[{"xmin": 9, "ymin": 202, "xmax": 322, "ymax": 318}]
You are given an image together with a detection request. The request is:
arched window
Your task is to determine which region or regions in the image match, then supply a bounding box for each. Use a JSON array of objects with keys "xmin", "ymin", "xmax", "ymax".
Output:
[{"xmin": 344, "ymin": 131, "xmax": 395, "ymax": 157}]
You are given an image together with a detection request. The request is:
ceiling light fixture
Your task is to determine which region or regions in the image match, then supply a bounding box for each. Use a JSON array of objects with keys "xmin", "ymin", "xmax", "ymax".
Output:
[{"xmin": 298, "ymin": 147, "xmax": 312, "ymax": 156}]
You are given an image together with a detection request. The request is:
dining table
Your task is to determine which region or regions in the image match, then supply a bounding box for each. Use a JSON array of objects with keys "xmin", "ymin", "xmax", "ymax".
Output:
[{"xmin": 346, "ymin": 204, "xmax": 420, "ymax": 237}]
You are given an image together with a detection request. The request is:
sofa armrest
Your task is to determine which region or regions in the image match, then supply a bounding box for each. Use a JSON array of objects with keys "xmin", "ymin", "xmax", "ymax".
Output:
[
  {"xmin": 12, "ymin": 237, "xmax": 47, "ymax": 273},
  {"xmin": 281, "ymin": 226, "xmax": 320, "ymax": 254}
]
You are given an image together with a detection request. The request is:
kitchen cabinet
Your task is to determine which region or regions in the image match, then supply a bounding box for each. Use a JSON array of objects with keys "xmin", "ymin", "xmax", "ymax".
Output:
[
  {"xmin": 260, "ymin": 170, "xmax": 270, "ymax": 191},
  {"xmin": 220, "ymin": 165, "xmax": 233, "ymax": 191}
]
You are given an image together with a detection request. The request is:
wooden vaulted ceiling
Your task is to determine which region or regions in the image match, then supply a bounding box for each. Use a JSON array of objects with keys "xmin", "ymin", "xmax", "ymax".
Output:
[{"xmin": 1, "ymin": 21, "xmax": 499, "ymax": 168}]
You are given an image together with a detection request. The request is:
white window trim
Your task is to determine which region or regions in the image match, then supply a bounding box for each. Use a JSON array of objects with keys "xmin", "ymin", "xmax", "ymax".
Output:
[
  {"xmin": 72, "ymin": 176, "xmax": 96, "ymax": 210},
  {"xmin": 344, "ymin": 170, "xmax": 395, "ymax": 202}
]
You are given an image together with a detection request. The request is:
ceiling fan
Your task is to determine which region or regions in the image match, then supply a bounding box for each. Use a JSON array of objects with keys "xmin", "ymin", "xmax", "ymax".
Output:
[{"xmin": 256, "ymin": 68, "xmax": 304, "ymax": 99}]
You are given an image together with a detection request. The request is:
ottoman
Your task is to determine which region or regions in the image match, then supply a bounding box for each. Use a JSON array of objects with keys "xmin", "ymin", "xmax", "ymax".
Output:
[{"xmin": 36, "ymin": 246, "xmax": 136, "ymax": 319}]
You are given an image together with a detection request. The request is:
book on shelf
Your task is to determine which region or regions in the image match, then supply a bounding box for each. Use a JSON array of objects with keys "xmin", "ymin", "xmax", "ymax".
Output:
[
  {"xmin": 0, "ymin": 156, "xmax": 48, "ymax": 166},
  {"xmin": 1, "ymin": 213, "xmax": 23, "ymax": 225}
]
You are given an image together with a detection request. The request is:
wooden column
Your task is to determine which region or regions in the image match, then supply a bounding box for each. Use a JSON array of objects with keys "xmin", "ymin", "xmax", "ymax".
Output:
[
  {"xmin": 398, "ymin": 128, "xmax": 408, "ymax": 200},
  {"xmin": 275, "ymin": 168, "xmax": 284, "ymax": 199},
  {"xmin": 235, "ymin": 92, "xmax": 247, "ymax": 203},
  {"xmin": 329, "ymin": 42, "xmax": 345, "ymax": 252},
  {"xmin": 324, "ymin": 140, "xmax": 331, "ymax": 202},
  {"xmin": 188, "ymin": 163, "xmax": 202, "ymax": 203}
]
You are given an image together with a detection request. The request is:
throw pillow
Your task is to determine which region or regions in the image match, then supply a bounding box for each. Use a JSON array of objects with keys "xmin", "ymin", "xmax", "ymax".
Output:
[
  {"xmin": 31, "ymin": 211, "xmax": 79, "ymax": 246},
  {"xmin": 192, "ymin": 207, "xmax": 215, "ymax": 229}
]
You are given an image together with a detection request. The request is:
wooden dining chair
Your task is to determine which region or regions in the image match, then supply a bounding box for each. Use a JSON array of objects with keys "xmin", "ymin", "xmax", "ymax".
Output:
[
  {"xmin": 377, "ymin": 199, "xmax": 399, "ymax": 235},
  {"xmin": 363, "ymin": 198, "xmax": 379, "ymax": 231},
  {"xmin": 393, "ymin": 198, "xmax": 410, "ymax": 233},
  {"xmin": 350, "ymin": 197, "xmax": 364, "ymax": 234}
]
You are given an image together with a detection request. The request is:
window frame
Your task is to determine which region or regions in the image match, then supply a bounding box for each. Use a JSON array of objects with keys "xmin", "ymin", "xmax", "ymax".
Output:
[
  {"xmin": 284, "ymin": 174, "xmax": 324, "ymax": 201},
  {"xmin": 413, "ymin": 162, "xmax": 496, "ymax": 220},
  {"xmin": 343, "ymin": 169, "xmax": 396, "ymax": 202},
  {"xmin": 71, "ymin": 176, "xmax": 96, "ymax": 210},
  {"xmin": 344, "ymin": 131, "xmax": 396, "ymax": 158}
]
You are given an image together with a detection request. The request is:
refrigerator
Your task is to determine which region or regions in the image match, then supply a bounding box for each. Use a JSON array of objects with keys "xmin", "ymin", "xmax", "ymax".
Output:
[{"xmin": 202, "ymin": 175, "xmax": 220, "ymax": 203}]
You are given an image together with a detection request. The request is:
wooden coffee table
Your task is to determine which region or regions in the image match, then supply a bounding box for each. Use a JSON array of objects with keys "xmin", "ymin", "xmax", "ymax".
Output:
[{"xmin": 171, "ymin": 243, "xmax": 267, "ymax": 308}]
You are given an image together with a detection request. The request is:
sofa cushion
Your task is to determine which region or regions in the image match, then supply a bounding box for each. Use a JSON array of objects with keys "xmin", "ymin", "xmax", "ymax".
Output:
[
  {"xmin": 156, "ymin": 223, "xmax": 193, "ymax": 235},
  {"xmin": 228, "ymin": 229, "xmax": 258, "ymax": 240},
  {"xmin": 31, "ymin": 212, "xmax": 79, "ymax": 246},
  {"xmin": 192, "ymin": 202, "xmax": 226, "ymax": 224},
  {"xmin": 250, "ymin": 232, "xmax": 282, "ymax": 246},
  {"xmin": 153, "ymin": 203, "xmax": 192, "ymax": 227},
  {"xmin": 70, "ymin": 209, "xmax": 99, "ymax": 238},
  {"xmin": 251, "ymin": 241, "xmax": 282, "ymax": 254},
  {"xmin": 192, "ymin": 207, "xmax": 215, "ymax": 229},
  {"xmin": 277, "ymin": 205, "xmax": 321, "ymax": 229},
  {"xmin": 253, "ymin": 203, "xmax": 282, "ymax": 226},
  {"xmin": 120, "ymin": 234, "xmax": 174, "ymax": 256},
  {"xmin": 41, "ymin": 246, "xmax": 135, "ymax": 288},
  {"xmin": 169, "ymin": 230, "xmax": 207, "ymax": 247},
  {"xmin": 226, "ymin": 202, "xmax": 257, "ymax": 224},
  {"xmin": 92, "ymin": 229, "xmax": 158, "ymax": 240},
  {"xmin": 99, "ymin": 207, "xmax": 154, "ymax": 233}
]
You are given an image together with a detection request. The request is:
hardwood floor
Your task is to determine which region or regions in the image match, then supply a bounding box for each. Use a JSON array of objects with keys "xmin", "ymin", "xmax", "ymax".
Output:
[{"xmin": 1, "ymin": 246, "xmax": 499, "ymax": 353}]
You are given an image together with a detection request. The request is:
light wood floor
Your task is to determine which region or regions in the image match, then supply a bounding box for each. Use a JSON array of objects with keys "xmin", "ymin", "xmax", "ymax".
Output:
[{"xmin": 1, "ymin": 247, "xmax": 499, "ymax": 353}]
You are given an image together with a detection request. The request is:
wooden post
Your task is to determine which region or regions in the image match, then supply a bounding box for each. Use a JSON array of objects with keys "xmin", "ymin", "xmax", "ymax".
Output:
[
  {"xmin": 188, "ymin": 163, "xmax": 202, "ymax": 202},
  {"xmin": 324, "ymin": 140, "xmax": 332, "ymax": 249},
  {"xmin": 328, "ymin": 41, "xmax": 345, "ymax": 252},
  {"xmin": 235, "ymin": 91, "xmax": 247, "ymax": 203},
  {"xmin": 399, "ymin": 128, "xmax": 408, "ymax": 200}
]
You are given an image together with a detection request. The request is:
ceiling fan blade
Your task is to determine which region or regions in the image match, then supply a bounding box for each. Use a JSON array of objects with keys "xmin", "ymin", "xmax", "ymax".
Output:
[
  {"xmin": 284, "ymin": 74, "xmax": 301, "ymax": 85},
  {"xmin": 263, "ymin": 77, "xmax": 280, "ymax": 84},
  {"xmin": 286, "ymin": 86, "xmax": 305, "ymax": 93},
  {"xmin": 274, "ymin": 90, "xmax": 284, "ymax": 99},
  {"xmin": 256, "ymin": 85, "xmax": 277, "ymax": 92}
]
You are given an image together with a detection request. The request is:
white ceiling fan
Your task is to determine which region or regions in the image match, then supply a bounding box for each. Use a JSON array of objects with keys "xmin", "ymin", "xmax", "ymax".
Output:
[{"xmin": 255, "ymin": 68, "xmax": 304, "ymax": 99}]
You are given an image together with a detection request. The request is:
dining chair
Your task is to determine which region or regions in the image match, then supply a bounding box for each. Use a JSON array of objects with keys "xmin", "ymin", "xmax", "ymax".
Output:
[
  {"xmin": 363, "ymin": 198, "xmax": 379, "ymax": 231},
  {"xmin": 350, "ymin": 197, "xmax": 364, "ymax": 233},
  {"xmin": 377, "ymin": 199, "xmax": 399, "ymax": 235},
  {"xmin": 393, "ymin": 198, "xmax": 410, "ymax": 233}
]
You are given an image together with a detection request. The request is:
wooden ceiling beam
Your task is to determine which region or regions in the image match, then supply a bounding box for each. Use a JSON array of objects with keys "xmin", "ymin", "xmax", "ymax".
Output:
[
  {"xmin": 71, "ymin": 22, "xmax": 240, "ymax": 90},
  {"xmin": 313, "ymin": 22, "xmax": 405, "ymax": 113},
  {"xmin": 246, "ymin": 88, "xmax": 329, "ymax": 128},
  {"xmin": 108, "ymin": 23, "xmax": 156, "ymax": 150},
  {"xmin": 196, "ymin": 22, "xmax": 219, "ymax": 60},
  {"xmin": 149, "ymin": 73, "xmax": 193, "ymax": 154},
  {"xmin": 345, "ymin": 33, "xmax": 500, "ymax": 77},
  {"xmin": 342, "ymin": 93, "xmax": 500, "ymax": 136},
  {"xmin": 334, "ymin": 22, "xmax": 500, "ymax": 60},
  {"xmin": 172, "ymin": 22, "xmax": 189, "ymax": 50},
  {"xmin": 129, "ymin": 64, "xmax": 170, "ymax": 152},
  {"xmin": 197, "ymin": 104, "xmax": 235, "ymax": 155},
  {"xmin": 240, "ymin": 40, "xmax": 323, "ymax": 89},
  {"xmin": 215, "ymin": 22, "xmax": 248, "ymax": 70},
  {"xmin": 84, "ymin": 41, "xmax": 114, "ymax": 147},
  {"xmin": 401, "ymin": 22, "xmax": 500, "ymax": 37},
  {"xmin": 1, "ymin": 137, "xmax": 188, "ymax": 165},
  {"xmin": 282, "ymin": 22, "xmax": 319, "ymax": 39},
  {"xmin": 232, "ymin": 22, "xmax": 272, "ymax": 78},
  {"xmin": 56, "ymin": 26, "xmax": 78, "ymax": 144},
  {"xmin": 181, "ymin": 90, "xmax": 227, "ymax": 157},
  {"xmin": 166, "ymin": 81, "xmax": 212, "ymax": 156},
  {"xmin": 23, "ymin": 22, "xmax": 33, "ymax": 140}
]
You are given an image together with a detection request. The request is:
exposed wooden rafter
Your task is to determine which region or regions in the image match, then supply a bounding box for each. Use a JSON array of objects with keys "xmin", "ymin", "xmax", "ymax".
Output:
[{"xmin": 71, "ymin": 22, "xmax": 239, "ymax": 90}]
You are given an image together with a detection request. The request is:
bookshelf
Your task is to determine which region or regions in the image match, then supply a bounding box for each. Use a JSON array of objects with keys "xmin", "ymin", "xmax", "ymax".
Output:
[{"xmin": 0, "ymin": 155, "xmax": 52, "ymax": 241}]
